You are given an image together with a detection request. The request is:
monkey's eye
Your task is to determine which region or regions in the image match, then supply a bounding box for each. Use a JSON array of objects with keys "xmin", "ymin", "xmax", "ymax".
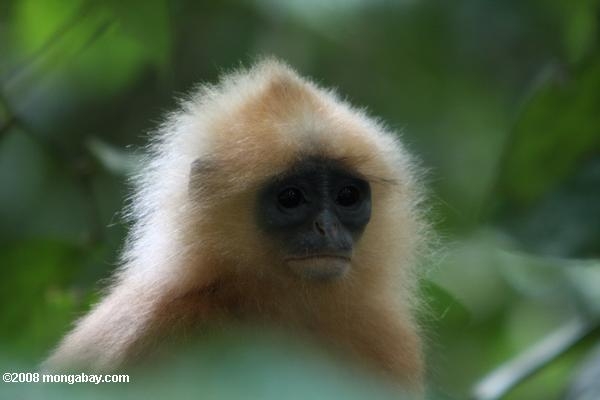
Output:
[
  {"xmin": 336, "ymin": 186, "xmax": 361, "ymax": 208},
  {"xmin": 278, "ymin": 187, "xmax": 305, "ymax": 209}
]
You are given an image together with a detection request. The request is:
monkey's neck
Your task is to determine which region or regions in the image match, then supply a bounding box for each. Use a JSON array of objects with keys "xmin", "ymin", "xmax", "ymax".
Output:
[
  {"xmin": 164, "ymin": 269, "xmax": 363, "ymax": 333},
  {"xmin": 150, "ymin": 271, "xmax": 421, "ymax": 391}
]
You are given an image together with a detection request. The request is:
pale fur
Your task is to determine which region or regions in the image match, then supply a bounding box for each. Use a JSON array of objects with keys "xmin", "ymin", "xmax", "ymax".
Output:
[{"xmin": 43, "ymin": 58, "xmax": 427, "ymax": 388}]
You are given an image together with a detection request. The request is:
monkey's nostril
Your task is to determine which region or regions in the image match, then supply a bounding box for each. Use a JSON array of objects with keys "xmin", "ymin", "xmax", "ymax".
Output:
[{"xmin": 314, "ymin": 220, "xmax": 326, "ymax": 235}]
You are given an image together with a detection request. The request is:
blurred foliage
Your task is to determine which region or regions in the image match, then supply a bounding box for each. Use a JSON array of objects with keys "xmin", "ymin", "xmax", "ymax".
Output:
[
  {"xmin": 1, "ymin": 329, "xmax": 409, "ymax": 400},
  {"xmin": 0, "ymin": 0, "xmax": 599, "ymax": 399}
]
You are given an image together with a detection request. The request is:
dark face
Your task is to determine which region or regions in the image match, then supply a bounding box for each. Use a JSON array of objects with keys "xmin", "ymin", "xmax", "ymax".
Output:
[{"xmin": 257, "ymin": 158, "xmax": 371, "ymax": 281}]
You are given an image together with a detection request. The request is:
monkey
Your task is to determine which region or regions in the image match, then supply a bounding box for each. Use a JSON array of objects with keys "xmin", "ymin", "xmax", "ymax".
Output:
[{"xmin": 42, "ymin": 58, "xmax": 428, "ymax": 391}]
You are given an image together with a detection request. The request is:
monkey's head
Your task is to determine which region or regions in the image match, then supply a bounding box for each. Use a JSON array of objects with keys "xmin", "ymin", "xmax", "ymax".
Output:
[{"xmin": 147, "ymin": 59, "xmax": 422, "ymax": 289}]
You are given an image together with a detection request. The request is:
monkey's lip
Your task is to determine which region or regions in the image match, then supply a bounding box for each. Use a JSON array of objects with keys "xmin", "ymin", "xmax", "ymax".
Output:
[
  {"xmin": 284, "ymin": 254, "xmax": 351, "ymax": 281},
  {"xmin": 284, "ymin": 254, "xmax": 351, "ymax": 262}
]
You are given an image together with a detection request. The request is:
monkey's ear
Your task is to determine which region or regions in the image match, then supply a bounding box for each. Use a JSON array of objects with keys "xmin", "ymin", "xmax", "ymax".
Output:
[{"xmin": 189, "ymin": 158, "xmax": 216, "ymax": 194}]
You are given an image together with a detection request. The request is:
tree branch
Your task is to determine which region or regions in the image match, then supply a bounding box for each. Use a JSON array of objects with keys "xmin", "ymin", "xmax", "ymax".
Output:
[{"xmin": 471, "ymin": 317, "xmax": 598, "ymax": 400}]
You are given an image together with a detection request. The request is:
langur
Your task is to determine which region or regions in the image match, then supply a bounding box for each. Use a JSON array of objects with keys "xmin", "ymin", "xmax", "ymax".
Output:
[{"xmin": 43, "ymin": 58, "xmax": 428, "ymax": 390}]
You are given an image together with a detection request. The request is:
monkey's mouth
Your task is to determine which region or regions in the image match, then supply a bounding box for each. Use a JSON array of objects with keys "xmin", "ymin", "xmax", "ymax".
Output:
[{"xmin": 284, "ymin": 255, "xmax": 351, "ymax": 281}]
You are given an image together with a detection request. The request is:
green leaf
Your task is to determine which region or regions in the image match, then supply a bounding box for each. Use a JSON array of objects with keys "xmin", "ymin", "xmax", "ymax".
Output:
[
  {"xmin": 11, "ymin": 0, "xmax": 171, "ymax": 97},
  {"xmin": 106, "ymin": 0, "xmax": 171, "ymax": 70},
  {"xmin": 0, "ymin": 240, "xmax": 83, "ymax": 359},
  {"xmin": 86, "ymin": 137, "xmax": 140, "ymax": 176},
  {"xmin": 499, "ymin": 61, "xmax": 600, "ymax": 204},
  {"xmin": 564, "ymin": 260, "xmax": 600, "ymax": 317},
  {"xmin": 0, "ymin": 130, "xmax": 90, "ymax": 243}
]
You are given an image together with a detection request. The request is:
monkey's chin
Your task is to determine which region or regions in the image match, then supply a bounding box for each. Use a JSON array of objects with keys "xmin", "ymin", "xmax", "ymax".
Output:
[{"xmin": 284, "ymin": 256, "xmax": 350, "ymax": 281}]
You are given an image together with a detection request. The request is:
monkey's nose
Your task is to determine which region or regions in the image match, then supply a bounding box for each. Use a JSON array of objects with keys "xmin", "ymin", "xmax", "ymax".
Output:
[{"xmin": 314, "ymin": 211, "xmax": 339, "ymax": 237}]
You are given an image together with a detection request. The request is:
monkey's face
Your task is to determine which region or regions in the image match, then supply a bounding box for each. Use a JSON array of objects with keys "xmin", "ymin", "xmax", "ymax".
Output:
[{"xmin": 257, "ymin": 158, "xmax": 371, "ymax": 281}]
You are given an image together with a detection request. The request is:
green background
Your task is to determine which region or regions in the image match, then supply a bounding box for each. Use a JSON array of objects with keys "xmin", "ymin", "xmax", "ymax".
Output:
[{"xmin": 1, "ymin": 1, "xmax": 599, "ymax": 399}]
